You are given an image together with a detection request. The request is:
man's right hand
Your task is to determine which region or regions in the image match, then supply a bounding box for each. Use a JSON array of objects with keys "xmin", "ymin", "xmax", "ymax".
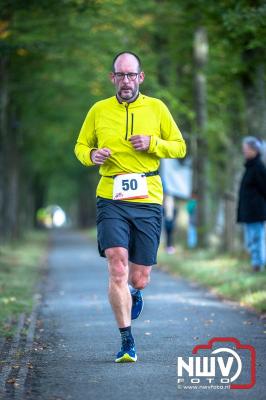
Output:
[{"xmin": 90, "ymin": 148, "xmax": 111, "ymax": 165}]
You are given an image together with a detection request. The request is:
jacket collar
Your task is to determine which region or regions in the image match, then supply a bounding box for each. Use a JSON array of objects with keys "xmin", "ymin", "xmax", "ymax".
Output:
[
  {"xmin": 114, "ymin": 92, "xmax": 145, "ymax": 107},
  {"xmin": 244, "ymin": 154, "xmax": 260, "ymax": 168}
]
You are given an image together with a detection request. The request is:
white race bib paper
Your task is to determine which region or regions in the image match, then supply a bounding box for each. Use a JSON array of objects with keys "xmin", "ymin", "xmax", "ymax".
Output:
[{"xmin": 113, "ymin": 173, "xmax": 149, "ymax": 200}]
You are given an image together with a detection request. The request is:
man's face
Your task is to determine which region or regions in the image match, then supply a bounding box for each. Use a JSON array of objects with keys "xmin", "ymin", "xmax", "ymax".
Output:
[{"xmin": 110, "ymin": 54, "xmax": 145, "ymax": 101}]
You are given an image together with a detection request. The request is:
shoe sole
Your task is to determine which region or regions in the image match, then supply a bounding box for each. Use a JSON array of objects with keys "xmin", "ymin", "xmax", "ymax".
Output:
[
  {"xmin": 115, "ymin": 353, "xmax": 138, "ymax": 363},
  {"xmin": 131, "ymin": 299, "xmax": 144, "ymax": 320}
]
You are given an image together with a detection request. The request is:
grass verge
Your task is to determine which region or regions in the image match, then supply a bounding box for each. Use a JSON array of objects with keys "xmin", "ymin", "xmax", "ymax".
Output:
[
  {"xmin": 157, "ymin": 246, "xmax": 266, "ymax": 314},
  {"xmin": 0, "ymin": 230, "xmax": 49, "ymax": 338}
]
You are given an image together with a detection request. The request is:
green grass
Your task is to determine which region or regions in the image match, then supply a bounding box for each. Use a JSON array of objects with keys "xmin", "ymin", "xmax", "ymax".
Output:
[
  {"xmin": 0, "ymin": 230, "xmax": 49, "ymax": 338},
  {"xmin": 157, "ymin": 246, "xmax": 266, "ymax": 313}
]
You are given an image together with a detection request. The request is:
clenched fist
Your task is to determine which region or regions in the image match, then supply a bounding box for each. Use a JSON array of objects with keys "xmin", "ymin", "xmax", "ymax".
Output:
[
  {"xmin": 91, "ymin": 148, "xmax": 111, "ymax": 165},
  {"xmin": 129, "ymin": 135, "xmax": 151, "ymax": 151}
]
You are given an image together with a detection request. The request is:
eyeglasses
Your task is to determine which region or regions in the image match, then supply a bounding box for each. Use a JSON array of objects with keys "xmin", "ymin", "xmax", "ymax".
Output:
[{"xmin": 113, "ymin": 72, "xmax": 139, "ymax": 81}]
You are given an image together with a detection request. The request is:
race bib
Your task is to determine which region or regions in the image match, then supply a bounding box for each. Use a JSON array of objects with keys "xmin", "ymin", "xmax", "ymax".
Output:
[{"xmin": 113, "ymin": 173, "xmax": 149, "ymax": 200}]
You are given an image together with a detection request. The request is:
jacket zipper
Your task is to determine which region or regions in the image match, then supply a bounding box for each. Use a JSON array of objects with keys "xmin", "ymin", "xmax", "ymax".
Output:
[
  {"xmin": 125, "ymin": 104, "xmax": 129, "ymax": 140},
  {"xmin": 131, "ymin": 113, "xmax": 134, "ymax": 136}
]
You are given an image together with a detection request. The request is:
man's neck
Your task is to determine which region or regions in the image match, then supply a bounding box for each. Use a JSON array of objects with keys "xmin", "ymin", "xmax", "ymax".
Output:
[{"xmin": 116, "ymin": 91, "xmax": 139, "ymax": 104}]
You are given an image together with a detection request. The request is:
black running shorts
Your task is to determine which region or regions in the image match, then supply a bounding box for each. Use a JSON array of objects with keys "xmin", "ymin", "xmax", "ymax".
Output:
[{"xmin": 96, "ymin": 196, "xmax": 163, "ymax": 266}]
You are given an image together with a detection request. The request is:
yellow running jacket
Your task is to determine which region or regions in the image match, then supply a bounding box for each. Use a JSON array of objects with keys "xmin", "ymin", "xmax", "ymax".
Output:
[{"xmin": 74, "ymin": 93, "xmax": 186, "ymax": 204}]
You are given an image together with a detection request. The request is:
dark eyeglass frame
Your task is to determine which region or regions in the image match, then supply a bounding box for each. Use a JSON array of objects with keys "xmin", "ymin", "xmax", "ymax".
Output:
[{"xmin": 113, "ymin": 72, "xmax": 139, "ymax": 81}]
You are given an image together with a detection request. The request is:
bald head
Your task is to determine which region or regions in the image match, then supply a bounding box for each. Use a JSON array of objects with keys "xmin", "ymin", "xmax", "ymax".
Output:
[{"xmin": 112, "ymin": 51, "xmax": 141, "ymax": 73}]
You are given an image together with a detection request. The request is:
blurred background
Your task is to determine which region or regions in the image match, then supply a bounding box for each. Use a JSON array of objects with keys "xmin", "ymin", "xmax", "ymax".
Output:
[{"xmin": 0, "ymin": 0, "xmax": 265, "ymax": 252}]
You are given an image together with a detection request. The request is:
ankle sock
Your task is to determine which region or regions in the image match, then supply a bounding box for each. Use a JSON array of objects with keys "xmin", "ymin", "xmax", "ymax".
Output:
[{"xmin": 119, "ymin": 326, "xmax": 134, "ymax": 345}]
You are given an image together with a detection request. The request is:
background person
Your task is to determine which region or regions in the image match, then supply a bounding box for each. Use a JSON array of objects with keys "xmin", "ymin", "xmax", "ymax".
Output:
[
  {"xmin": 237, "ymin": 136, "xmax": 266, "ymax": 272},
  {"xmin": 186, "ymin": 192, "xmax": 198, "ymax": 249},
  {"xmin": 163, "ymin": 194, "xmax": 178, "ymax": 254}
]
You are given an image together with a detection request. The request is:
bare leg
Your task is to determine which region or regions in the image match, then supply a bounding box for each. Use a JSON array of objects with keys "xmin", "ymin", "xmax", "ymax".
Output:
[
  {"xmin": 105, "ymin": 247, "xmax": 131, "ymax": 328},
  {"xmin": 129, "ymin": 262, "xmax": 152, "ymax": 290}
]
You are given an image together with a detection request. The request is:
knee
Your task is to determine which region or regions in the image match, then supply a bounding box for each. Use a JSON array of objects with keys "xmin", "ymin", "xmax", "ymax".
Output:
[
  {"xmin": 106, "ymin": 247, "xmax": 128, "ymax": 286},
  {"xmin": 106, "ymin": 247, "xmax": 127, "ymax": 265},
  {"xmin": 131, "ymin": 270, "xmax": 151, "ymax": 290}
]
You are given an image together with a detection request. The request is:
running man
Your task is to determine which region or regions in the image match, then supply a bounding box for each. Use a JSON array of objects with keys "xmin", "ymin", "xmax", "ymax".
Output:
[{"xmin": 74, "ymin": 51, "xmax": 186, "ymax": 363}]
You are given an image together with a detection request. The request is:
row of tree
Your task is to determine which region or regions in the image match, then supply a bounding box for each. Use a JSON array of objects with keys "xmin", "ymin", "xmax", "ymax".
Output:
[{"xmin": 0, "ymin": 0, "xmax": 265, "ymax": 249}]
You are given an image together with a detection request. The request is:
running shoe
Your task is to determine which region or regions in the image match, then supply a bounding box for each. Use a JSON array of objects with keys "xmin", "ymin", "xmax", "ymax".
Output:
[
  {"xmin": 131, "ymin": 290, "xmax": 144, "ymax": 320},
  {"xmin": 115, "ymin": 340, "xmax": 137, "ymax": 363}
]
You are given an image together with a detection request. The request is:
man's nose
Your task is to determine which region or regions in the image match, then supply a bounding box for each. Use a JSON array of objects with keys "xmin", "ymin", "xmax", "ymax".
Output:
[{"xmin": 122, "ymin": 74, "xmax": 130, "ymax": 82}]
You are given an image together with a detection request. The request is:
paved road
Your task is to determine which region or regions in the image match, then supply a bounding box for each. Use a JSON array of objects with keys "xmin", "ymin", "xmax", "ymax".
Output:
[{"xmin": 19, "ymin": 230, "xmax": 266, "ymax": 399}]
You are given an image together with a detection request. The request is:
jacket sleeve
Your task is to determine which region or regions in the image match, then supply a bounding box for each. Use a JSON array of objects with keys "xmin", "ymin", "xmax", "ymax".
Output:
[
  {"xmin": 255, "ymin": 162, "xmax": 266, "ymax": 199},
  {"xmin": 74, "ymin": 105, "xmax": 98, "ymax": 166},
  {"xmin": 147, "ymin": 101, "xmax": 186, "ymax": 159}
]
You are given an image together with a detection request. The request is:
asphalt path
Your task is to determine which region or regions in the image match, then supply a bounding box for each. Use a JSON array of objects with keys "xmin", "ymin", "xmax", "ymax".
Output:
[{"xmin": 15, "ymin": 230, "xmax": 266, "ymax": 399}]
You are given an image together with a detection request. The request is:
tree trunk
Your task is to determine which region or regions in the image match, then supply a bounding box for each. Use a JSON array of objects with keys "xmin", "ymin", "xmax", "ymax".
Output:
[
  {"xmin": 76, "ymin": 172, "xmax": 97, "ymax": 228},
  {"xmin": 241, "ymin": 49, "xmax": 266, "ymax": 137},
  {"xmin": 19, "ymin": 177, "xmax": 35, "ymax": 232},
  {"xmin": 77, "ymin": 188, "xmax": 91, "ymax": 228},
  {"xmin": 32, "ymin": 176, "xmax": 47, "ymax": 228},
  {"xmin": 221, "ymin": 192, "xmax": 236, "ymax": 253},
  {"xmin": 4, "ymin": 105, "xmax": 22, "ymax": 240},
  {"xmin": 0, "ymin": 55, "xmax": 9, "ymax": 242},
  {"xmin": 193, "ymin": 27, "xmax": 208, "ymax": 247},
  {"xmin": 5, "ymin": 162, "xmax": 20, "ymax": 239}
]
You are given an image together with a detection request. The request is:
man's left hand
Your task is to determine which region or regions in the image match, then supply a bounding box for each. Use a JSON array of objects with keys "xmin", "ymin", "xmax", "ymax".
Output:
[{"xmin": 129, "ymin": 135, "xmax": 151, "ymax": 151}]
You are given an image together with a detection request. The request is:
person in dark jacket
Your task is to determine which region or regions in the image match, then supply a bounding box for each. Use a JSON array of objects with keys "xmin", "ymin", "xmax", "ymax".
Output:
[{"xmin": 237, "ymin": 136, "xmax": 266, "ymax": 272}]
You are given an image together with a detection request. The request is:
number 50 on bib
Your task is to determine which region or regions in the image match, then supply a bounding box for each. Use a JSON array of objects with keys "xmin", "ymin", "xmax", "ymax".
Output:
[{"xmin": 113, "ymin": 173, "xmax": 149, "ymax": 200}]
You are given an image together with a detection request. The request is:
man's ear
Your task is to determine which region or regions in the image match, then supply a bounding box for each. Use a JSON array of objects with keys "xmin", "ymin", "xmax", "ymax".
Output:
[
  {"xmin": 139, "ymin": 71, "xmax": 145, "ymax": 84},
  {"xmin": 109, "ymin": 72, "xmax": 115, "ymax": 84}
]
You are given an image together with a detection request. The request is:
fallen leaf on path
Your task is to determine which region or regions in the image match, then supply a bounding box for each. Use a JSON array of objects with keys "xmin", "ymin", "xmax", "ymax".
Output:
[{"xmin": 6, "ymin": 378, "xmax": 16, "ymax": 384}]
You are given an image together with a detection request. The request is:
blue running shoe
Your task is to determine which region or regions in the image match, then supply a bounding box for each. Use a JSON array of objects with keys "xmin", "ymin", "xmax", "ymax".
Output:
[
  {"xmin": 115, "ymin": 340, "xmax": 137, "ymax": 363},
  {"xmin": 131, "ymin": 290, "xmax": 144, "ymax": 320}
]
